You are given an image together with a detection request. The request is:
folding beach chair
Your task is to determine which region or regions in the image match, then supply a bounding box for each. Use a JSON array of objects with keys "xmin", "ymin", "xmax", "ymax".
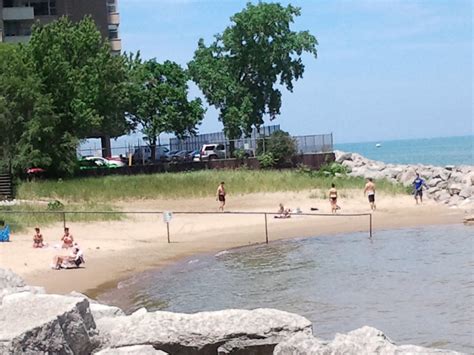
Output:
[{"xmin": 0, "ymin": 225, "xmax": 10, "ymax": 242}]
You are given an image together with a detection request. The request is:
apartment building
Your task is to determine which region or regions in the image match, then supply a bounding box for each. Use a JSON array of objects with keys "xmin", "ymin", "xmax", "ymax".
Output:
[{"xmin": 0, "ymin": 0, "xmax": 121, "ymax": 53}]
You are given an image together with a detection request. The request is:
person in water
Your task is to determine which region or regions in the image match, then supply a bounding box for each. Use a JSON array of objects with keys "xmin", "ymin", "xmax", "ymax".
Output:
[
  {"xmin": 328, "ymin": 183, "xmax": 338, "ymax": 213},
  {"xmin": 364, "ymin": 178, "xmax": 376, "ymax": 211},
  {"xmin": 216, "ymin": 182, "xmax": 226, "ymax": 212},
  {"xmin": 61, "ymin": 227, "xmax": 74, "ymax": 248},
  {"xmin": 33, "ymin": 227, "xmax": 44, "ymax": 248},
  {"xmin": 412, "ymin": 173, "xmax": 429, "ymax": 204}
]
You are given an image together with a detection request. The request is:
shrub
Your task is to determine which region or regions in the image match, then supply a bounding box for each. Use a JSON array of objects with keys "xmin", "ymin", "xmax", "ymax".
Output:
[
  {"xmin": 316, "ymin": 162, "xmax": 348, "ymax": 177},
  {"xmin": 265, "ymin": 130, "xmax": 297, "ymax": 167},
  {"xmin": 257, "ymin": 153, "xmax": 276, "ymax": 169}
]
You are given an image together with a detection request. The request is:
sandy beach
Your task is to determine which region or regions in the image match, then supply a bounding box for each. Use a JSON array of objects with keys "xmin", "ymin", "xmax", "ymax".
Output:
[{"xmin": 0, "ymin": 190, "xmax": 467, "ymax": 297}]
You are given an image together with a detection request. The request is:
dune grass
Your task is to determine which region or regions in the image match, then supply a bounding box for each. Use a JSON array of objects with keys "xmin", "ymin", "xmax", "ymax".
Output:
[
  {"xmin": 16, "ymin": 170, "xmax": 410, "ymax": 203},
  {"xmin": 0, "ymin": 203, "xmax": 121, "ymax": 233}
]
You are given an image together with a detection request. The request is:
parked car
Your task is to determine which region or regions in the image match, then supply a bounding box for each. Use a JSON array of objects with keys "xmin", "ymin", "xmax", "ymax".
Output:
[
  {"xmin": 200, "ymin": 144, "xmax": 226, "ymax": 161},
  {"xmin": 189, "ymin": 150, "xmax": 201, "ymax": 162},
  {"xmin": 78, "ymin": 157, "xmax": 125, "ymax": 170},
  {"xmin": 132, "ymin": 146, "xmax": 170, "ymax": 164},
  {"xmin": 170, "ymin": 150, "xmax": 192, "ymax": 162}
]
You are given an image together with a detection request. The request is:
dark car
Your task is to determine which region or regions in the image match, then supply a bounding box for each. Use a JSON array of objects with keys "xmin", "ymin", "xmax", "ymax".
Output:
[{"xmin": 171, "ymin": 150, "xmax": 194, "ymax": 162}]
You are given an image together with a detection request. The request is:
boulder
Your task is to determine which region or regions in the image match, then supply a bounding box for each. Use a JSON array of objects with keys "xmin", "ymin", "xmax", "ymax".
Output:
[
  {"xmin": 397, "ymin": 168, "xmax": 417, "ymax": 187},
  {"xmin": 450, "ymin": 172, "xmax": 465, "ymax": 183},
  {"xmin": 428, "ymin": 178, "xmax": 443, "ymax": 188},
  {"xmin": 459, "ymin": 187, "xmax": 472, "ymax": 199},
  {"xmin": 341, "ymin": 160, "xmax": 355, "ymax": 172},
  {"xmin": 383, "ymin": 167, "xmax": 404, "ymax": 179},
  {"xmin": 273, "ymin": 326, "xmax": 462, "ymax": 355},
  {"xmin": 448, "ymin": 195, "xmax": 461, "ymax": 206},
  {"xmin": 0, "ymin": 292, "xmax": 98, "ymax": 354},
  {"xmin": 447, "ymin": 183, "xmax": 462, "ymax": 196},
  {"xmin": 335, "ymin": 151, "xmax": 352, "ymax": 163},
  {"xmin": 97, "ymin": 308, "xmax": 312, "ymax": 354},
  {"xmin": 464, "ymin": 214, "xmax": 474, "ymax": 225},
  {"xmin": 431, "ymin": 168, "xmax": 451, "ymax": 181},
  {"xmin": 96, "ymin": 345, "xmax": 168, "ymax": 354},
  {"xmin": 434, "ymin": 190, "xmax": 451, "ymax": 203},
  {"xmin": 0, "ymin": 268, "xmax": 45, "ymax": 303},
  {"xmin": 67, "ymin": 291, "xmax": 125, "ymax": 320}
]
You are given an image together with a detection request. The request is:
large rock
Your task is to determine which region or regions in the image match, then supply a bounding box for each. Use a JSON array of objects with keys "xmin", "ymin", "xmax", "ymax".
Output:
[
  {"xmin": 447, "ymin": 183, "xmax": 462, "ymax": 196},
  {"xmin": 273, "ymin": 326, "xmax": 462, "ymax": 355},
  {"xmin": 397, "ymin": 168, "xmax": 417, "ymax": 187},
  {"xmin": 428, "ymin": 178, "xmax": 443, "ymax": 188},
  {"xmin": 68, "ymin": 291, "xmax": 125, "ymax": 320},
  {"xmin": 96, "ymin": 345, "xmax": 168, "ymax": 354},
  {"xmin": 459, "ymin": 186, "xmax": 472, "ymax": 199},
  {"xmin": 0, "ymin": 268, "xmax": 45, "ymax": 303},
  {"xmin": 97, "ymin": 308, "xmax": 312, "ymax": 354},
  {"xmin": 335, "ymin": 151, "xmax": 352, "ymax": 163},
  {"xmin": 0, "ymin": 292, "xmax": 98, "ymax": 354}
]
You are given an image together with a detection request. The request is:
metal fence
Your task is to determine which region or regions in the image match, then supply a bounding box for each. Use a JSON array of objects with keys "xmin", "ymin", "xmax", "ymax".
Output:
[
  {"xmin": 0, "ymin": 210, "xmax": 373, "ymax": 244},
  {"xmin": 78, "ymin": 133, "xmax": 334, "ymax": 160}
]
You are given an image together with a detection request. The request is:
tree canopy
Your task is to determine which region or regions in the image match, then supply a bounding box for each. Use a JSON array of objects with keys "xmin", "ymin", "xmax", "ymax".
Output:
[
  {"xmin": 127, "ymin": 55, "xmax": 205, "ymax": 161},
  {"xmin": 188, "ymin": 2, "xmax": 317, "ymax": 139}
]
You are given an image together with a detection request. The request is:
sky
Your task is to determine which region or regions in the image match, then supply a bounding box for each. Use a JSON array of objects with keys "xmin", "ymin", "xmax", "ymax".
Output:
[{"xmin": 110, "ymin": 0, "xmax": 472, "ymax": 146}]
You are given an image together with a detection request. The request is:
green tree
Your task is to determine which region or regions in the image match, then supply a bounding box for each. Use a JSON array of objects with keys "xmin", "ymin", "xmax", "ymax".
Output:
[
  {"xmin": 25, "ymin": 16, "xmax": 130, "ymax": 158},
  {"xmin": 128, "ymin": 56, "xmax": 205, "ymax": 162},
  {"xmin": 0, "ymin": 44, "xmax": 58, "ymax": 175},
  {"xmin": 188, "ymin": 2, "xmax": 317, "ymax": 141}
]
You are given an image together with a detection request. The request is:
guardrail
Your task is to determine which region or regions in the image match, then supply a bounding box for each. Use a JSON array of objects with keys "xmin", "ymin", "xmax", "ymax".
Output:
[{"xmin": 0, "ymin": 210, "xmax": 373, "ymax": 243}]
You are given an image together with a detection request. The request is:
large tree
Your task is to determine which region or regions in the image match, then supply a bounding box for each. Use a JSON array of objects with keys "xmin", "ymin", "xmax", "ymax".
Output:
[
  {"xmin": 127, "ymin": 55, "xmax": 205, "ymax": 162},
  {"xmin": 188, "ymin": 2, "xmax": 317, "ymax": 141},
  {"xmin": 24, "ymin": 16, "xmax": 130, "ymax": 157}
]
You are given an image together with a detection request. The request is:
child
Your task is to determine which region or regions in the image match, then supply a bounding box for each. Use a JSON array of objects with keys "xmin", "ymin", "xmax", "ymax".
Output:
[{"xmin": 33, "ymin": 227, "xmax": 44, "ymax": 248}]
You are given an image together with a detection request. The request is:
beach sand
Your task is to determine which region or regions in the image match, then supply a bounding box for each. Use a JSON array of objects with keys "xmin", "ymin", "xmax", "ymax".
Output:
[{"xmin": 0, "ymin": 190, "xmax": 467, "ymax": 297}]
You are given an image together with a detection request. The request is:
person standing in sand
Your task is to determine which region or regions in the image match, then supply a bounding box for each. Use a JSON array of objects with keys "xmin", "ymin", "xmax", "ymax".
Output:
[
  {"xmin": 364, "ymin": 178, "xmax": 376, "ymax": 211},
  {"xmin": 216, "ymin": 182, "xmax": 226, "ymax": 212},
  {"xmin": 412, "ymin": 173, "xmax": 428, "ymax": 205},
  {"xmin": 328, "ymin": 183, "xmax": 338, "ymax": 214}
]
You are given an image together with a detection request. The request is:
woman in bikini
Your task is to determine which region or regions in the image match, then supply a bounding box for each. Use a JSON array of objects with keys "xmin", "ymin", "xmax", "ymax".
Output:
[
  {"xmin": 328, "ymin": 183, "xmax": 338, "ymax": 214},
  {"xmin": 61, "ymin": 227, "xmax": 74, "ymax": 249}
]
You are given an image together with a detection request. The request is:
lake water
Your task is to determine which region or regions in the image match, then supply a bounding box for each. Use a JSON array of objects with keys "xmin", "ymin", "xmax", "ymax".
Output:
[
  {"xmin": 335, "ymin": 135, "xmax": 473, "ymax": 166},
  {"xmin": 98, "ymin": 224, "xmax": 474, "ymax": 353}
]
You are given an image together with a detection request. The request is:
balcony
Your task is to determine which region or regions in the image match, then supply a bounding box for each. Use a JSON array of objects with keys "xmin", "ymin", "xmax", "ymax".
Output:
[
  {"xmin": 109, "ymin": 38, "xmax": 122, "ymax": 52},
  {"xmin": 2, "ymin": 7, "xmax": 34, "ymax": 21},
  {"xmin": 108, "ymin": 12, "xmax": 120, "ymax": 25}
]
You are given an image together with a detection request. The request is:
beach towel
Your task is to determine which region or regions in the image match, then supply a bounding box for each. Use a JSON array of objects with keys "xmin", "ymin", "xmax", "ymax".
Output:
[{"xmin": 0, "ymin": 225, "xmax": 10, "ymax": 242}]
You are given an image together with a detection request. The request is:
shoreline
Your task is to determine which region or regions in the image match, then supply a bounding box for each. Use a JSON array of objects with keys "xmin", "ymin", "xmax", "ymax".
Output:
[{"xmin": 0, "ymin": 191, "xmax": 467, "ymax": 298}]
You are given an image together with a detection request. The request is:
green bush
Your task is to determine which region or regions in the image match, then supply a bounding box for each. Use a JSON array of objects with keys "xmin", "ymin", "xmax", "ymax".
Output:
[
  {"xmin": 265, "ymin": 130, "xmax": 297, "ymax": 166},
  {"xmin": 316, "ymin": 162, "xmax": 348, "ymax": 177},
  {"xmin": 257, "ymin": 153, "xmax": 276, "ymax": 169}
]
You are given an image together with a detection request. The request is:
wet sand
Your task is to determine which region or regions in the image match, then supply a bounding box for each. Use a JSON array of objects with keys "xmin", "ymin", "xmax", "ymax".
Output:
[{"xmin": 0, "ymin": 190, "xmax": 467, "ymax": 296}]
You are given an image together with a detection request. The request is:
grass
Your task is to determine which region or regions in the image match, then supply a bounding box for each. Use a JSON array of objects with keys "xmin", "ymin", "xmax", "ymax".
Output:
[
  {"xmin": 0, "ymin": 203, "xmax": 121, "ymax": 233},
  {"xmin": 16, "ymin": 170, "xmax": 410, "ymax": 203}
]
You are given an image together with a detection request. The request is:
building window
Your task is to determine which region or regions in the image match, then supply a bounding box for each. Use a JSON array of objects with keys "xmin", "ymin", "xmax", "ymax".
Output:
[
  {"xmin": 108, "ymin": 24, "xmax": 118, "ymax": 40},
  {"xmin": 19, "ymin": 0, "xmax": 57, "ymax": 16},
  {"xmin": 107, "ymin": 0, "xmax": 117, "ymax": 13}
]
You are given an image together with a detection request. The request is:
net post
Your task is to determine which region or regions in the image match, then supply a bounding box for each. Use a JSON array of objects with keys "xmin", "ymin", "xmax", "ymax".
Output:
[
  {"xmin": 167, "ymin": 222, "xmax": 170, "ymax": 243},
  {"xmin": 62, "ymin": 212, "xmax": 66, "ymax": 229},
  {"xmin": 264, "ymin": 213, "xmax": 269, "ymax": 244},
  {"xmin": 369, "ymin": 213, "xmax": 373, "ymax": 239}
]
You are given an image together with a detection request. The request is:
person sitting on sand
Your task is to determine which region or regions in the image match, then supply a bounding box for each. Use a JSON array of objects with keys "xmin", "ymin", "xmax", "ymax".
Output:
[
  {"xmin": 61, "ymin": 227, "xmax": 74, "ymax": 249},
  {"xmin": 33, "ymin": 227, "xmax": 44, "ymax": 248},
  {"xmin": 276, "ymin": 203, "xmax": 291, "ymax": 218},
  {"xmin": 52, "ymin": 244, "xmax": 84, "ymax": 270},
  {"xmin": 329, "ymin": 183, "xmax": 338, "ymax": 214}
]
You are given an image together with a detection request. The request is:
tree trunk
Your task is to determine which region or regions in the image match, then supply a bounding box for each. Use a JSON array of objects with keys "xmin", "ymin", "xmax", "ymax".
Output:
[
  {"xmin": 150, "ymin": 138, "xmax": 157, "ymax": 163},
  {"xmin": 100, "ymin": 135, "xmax": 112, "ymax": 158}
]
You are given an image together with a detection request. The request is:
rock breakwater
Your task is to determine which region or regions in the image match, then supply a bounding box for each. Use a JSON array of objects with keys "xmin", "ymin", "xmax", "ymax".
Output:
[
  {"xmin": 335, "ymin": 151, "xmax": 473, "ymax": 209},
  {"xmin": 0, "ymin": 268, "xmax": 464, "ymax": 354}
]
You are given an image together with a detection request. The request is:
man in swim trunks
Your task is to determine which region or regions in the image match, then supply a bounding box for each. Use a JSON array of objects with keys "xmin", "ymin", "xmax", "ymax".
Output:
[
  {"xmin": 328, "ymin": 183, "xmax": 338, "ymax": 214},
  {"xmin": 412, "ymin": 173, "xmax": 428, "ymax": 204},
  {"xmin": 364, "ymin": 178, "xmax": 376, "ymax": 211},
  {"xmin": 216, "ymin": 182, "xmax": 226, "ymax": 212}
]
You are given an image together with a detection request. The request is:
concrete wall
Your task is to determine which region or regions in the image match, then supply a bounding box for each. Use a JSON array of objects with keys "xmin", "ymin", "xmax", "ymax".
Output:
[{"xmin": 57, "ymin": 0, "xmax": 108, "ymax": 37}]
